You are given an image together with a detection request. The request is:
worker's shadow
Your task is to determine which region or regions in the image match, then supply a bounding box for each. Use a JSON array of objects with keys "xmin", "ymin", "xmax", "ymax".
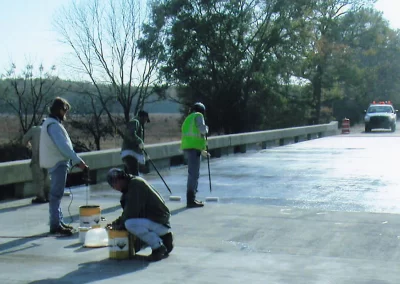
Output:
[
  {"xmin": 171, "ymin": 206, "xmax": 189, "ymax": 215},
  {"xmin": 27, "ymin": 257, "xmax": 149, "ymax": 284},
  {"xmin": 0, "ymin": 203, "xmax": 34, "ymax": 214}
]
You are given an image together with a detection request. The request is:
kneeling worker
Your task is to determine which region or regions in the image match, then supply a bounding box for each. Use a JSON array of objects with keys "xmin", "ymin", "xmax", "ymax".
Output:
[{"xmin": 106, "ymin": 168, "xmax": 173, "ymax": 261}]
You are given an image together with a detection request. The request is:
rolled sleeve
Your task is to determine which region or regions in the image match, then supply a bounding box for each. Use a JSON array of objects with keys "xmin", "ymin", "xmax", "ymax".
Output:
[
  {"xmin": 22, "ymin": 128, "xmax": 33, "ymax": 145},
  {"xmin": 195, "ymin": 115, "xmax": 209, "ymax": 135}
]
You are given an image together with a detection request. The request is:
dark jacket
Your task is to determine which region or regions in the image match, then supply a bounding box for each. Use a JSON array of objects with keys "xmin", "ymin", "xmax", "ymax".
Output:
[
  {"xmin": 119, "ymin": 176, "xmax": 171, "ymax": 228},
  {"xmin": 121, "ymin": 118, "xmax": 144, "ymax": 153}
]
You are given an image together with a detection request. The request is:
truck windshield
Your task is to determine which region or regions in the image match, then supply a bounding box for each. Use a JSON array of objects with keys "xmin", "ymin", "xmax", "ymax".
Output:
[{"xmin": 367, "ymin": 106, "xmax": 393, "ymax": 113}]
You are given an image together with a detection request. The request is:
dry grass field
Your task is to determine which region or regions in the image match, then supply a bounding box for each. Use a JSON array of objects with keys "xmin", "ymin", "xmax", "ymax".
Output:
[
  {"xmin": 0, "ymin": 113, "xmax": 183, "ymax": 150},
  {"xmin": 99, "ymin": 113, "xmax": 182, "ymax": 149}
]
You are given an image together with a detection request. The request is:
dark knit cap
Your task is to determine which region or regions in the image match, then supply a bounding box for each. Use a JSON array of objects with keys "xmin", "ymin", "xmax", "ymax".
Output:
[{"xmin": 138, "ymin": 110, "xmax": 150, "ymax": 123}]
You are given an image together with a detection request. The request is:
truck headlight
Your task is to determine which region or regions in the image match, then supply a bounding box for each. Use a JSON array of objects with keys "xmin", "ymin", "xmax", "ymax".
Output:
[{"xmin": 364, "ymin": 115, "xmax": 370, "ymax": 122}]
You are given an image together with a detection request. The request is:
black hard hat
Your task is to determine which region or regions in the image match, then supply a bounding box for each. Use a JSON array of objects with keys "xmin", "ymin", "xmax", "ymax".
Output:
[
  {"xmin": 107, "ymin": 168, "xmax": 126, "ymax": 187},
  {"xmin": 192, "ymin": 102, "xmax": 206, "ymax": 114}
]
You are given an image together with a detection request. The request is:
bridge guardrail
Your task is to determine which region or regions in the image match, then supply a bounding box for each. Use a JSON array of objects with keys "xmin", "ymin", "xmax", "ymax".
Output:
[{"xmin": 0, "ymin": 121, "xmax": 338, "ymax": 198}]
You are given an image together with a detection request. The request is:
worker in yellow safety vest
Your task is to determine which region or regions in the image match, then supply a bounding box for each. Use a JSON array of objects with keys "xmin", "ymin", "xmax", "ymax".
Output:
[{"xmin": 181, "ymin": 102, "xmax": 210, "ymax": 208}]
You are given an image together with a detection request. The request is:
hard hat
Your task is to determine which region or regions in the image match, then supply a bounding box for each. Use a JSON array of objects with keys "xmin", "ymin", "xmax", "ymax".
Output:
[{"xmin": 192, "ymin": 102, "xmax": 206, "ymax": 114}]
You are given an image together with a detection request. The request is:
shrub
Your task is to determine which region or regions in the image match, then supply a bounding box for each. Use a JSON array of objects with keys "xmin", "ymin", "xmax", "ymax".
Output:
[{"xmin": 0, "ymin": 141, "xmax": 31, "ymax": 162}]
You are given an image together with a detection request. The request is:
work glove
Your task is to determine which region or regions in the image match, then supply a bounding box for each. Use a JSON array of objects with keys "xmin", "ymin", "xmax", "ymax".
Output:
[
  {"xmin": 106, "ymin": 217, "xmax": 125, "ymax": 230},
  {"xmin": 201, "ymin": 150, "xmax": 210, "ymax": 158},
  {"xmin": 139, "ymin": 143, "xmax": 144, "ymax": 150}
]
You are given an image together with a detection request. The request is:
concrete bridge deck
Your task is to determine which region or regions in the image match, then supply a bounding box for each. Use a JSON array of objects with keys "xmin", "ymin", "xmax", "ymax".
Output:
[{"xmin": 1, "ymin": 130, "xmax": 400, "ymax": 284}]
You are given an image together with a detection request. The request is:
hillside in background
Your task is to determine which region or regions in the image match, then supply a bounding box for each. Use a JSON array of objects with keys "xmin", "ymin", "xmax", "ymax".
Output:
[{"xmin": 0, "ymin": 79, "xmax": 181, "ymax": 114}]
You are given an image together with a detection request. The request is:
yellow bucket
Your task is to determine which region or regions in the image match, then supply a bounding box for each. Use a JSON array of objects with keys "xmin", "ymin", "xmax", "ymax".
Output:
[
  {"xmin": 108, "ymin": 229, "xmax": 136, "ymax": 259},
  {"xmin": 79, "ymin": 205, "xmax": 101, "ymax": 228}
]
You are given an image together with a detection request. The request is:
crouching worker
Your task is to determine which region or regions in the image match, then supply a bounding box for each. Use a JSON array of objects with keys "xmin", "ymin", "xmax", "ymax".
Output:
[{"xmin": 106, "ymin": 168, "xmax": 174, "ymax": 261}]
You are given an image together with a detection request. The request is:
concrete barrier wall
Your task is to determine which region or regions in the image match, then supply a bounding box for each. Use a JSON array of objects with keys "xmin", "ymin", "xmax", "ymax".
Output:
[{"xmin": 0, "ymin": 121, "xmax": 339, "ymax": 198}]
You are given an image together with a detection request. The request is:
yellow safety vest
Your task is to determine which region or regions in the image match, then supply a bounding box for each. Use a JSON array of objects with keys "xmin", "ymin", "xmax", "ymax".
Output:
[{"xmin": 181, "ymin": 112, "xmax": 206, "ymax": 150}]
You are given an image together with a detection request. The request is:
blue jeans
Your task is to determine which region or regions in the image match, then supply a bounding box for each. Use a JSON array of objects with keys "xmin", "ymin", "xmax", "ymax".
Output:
[
  {"xmin": 124, "ymin": 218, "xmax": 169, "ymax": 249},
  {"xmin": 185, "ymin": 149, "xmax": 201, "ymax": 201},
  {"xmin": 48, "ymin": 162, "xmax": 68, "ymax": 230}
]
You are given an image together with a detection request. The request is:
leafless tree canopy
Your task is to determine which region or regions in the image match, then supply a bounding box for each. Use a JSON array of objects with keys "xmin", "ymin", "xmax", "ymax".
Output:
[
  {"xmin": 0, "ymin": 63, "xmax": 58, "ymax": 135},
  {"xmin": 54, "ymin": 0, "xmax": 162, "ymax": 125}
]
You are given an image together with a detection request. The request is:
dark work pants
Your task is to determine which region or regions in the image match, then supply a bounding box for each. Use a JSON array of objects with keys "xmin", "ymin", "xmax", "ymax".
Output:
[{"xmin": 122, "ymin": 156, "xmax": 139, "ymax": 176}]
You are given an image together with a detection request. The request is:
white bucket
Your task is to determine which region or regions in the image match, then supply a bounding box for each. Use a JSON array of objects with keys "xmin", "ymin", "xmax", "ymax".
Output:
[
  {"xmin": 84, "ymin": 228, "xmax": 109, "ymax": 248},
  {"xmin": 79, "ymin": 227, "xmax": 91, "ymax": 243}
]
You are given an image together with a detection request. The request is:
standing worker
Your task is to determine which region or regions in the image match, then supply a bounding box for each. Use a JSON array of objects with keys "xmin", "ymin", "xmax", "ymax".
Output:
[
  {"xmin": 22, "ymin": 119, "xmax": 50, "ymax": 204},
  {"xmin": 106, "ymin": 168, "xmax": 174, "ymax": 261},
  {"xmin": 181, "ymin": 102, "xmax": 210, "ymax": 208},
  {"xmin": 40, "ymin": 97, "xmax": 89, "ymax": 236},
  {"xmin": 120, "ymin": 110, "xmax": 150, "ymax": 176}
]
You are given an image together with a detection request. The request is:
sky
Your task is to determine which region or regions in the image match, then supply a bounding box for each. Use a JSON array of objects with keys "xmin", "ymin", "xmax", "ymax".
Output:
[{"xmin": 0, "ymin": 0, "xmax": 399, "ymax": 79}]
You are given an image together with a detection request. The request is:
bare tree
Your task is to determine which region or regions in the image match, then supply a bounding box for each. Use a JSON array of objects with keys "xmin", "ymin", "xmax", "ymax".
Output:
[
  {"xmin": 65, "ymin": 82, "xmax": 115, "ymax": 150},
  {"xmin": 0, "ymin": 63, "xmax": 59, "ymax": 136},
  {"xmin": 54, "ymin": 0, "xmax": 164, "ymax": 135}
]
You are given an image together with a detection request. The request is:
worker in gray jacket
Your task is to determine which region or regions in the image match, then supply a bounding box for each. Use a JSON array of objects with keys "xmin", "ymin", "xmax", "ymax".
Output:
[
  {"xmin": 22, "ymin": 119, "xmax": 50, "ymax": 204},
  {"xmin": 40, "ymin": 97, "xmax": 88, "ymax": 236}
]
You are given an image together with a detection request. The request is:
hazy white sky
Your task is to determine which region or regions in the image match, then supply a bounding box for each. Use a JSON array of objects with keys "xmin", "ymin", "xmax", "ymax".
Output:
[{"xmin": 0, "ymin": 0, "xmax": 399, "ymax": 79}]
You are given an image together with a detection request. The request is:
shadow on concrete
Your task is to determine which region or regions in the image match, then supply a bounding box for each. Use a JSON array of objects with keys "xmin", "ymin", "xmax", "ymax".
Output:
[
  {"xmin": 0, "ymin": 233, "xmax": 74, "ymax": 252},
  {"xmin": 73, "ymin": 246, "xmax": 107, "ymax": 253},
  {"xmin": 64, "ymin": 242, "xmax": 84, "ymax": 249},
  {"xmin": 0, "ymin": 233, "xmax": 47, "ymax": 253},
  {"xmin": 0, "ymin": 203, "xmax": 35, "ymax": 214},
  {"xmin": 171, "ymin": 206, "xmax": 189, "ymax": 215},
  {"xmin": 27, "ymin": 258, "xmax": 150, "ymax": 284},
  {"xmin": 0, "ymin": 242, "xmax": 42, "ymax": 256}
]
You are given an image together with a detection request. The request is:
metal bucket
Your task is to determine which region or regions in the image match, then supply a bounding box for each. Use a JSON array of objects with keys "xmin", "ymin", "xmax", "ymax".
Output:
[
  {"xmin": 79, "ymin": 205, "xmax": 101, "ymax": 228},
  {"xmin": 108, "ymin": 229, "xmax": 135, "ymax": 259}
]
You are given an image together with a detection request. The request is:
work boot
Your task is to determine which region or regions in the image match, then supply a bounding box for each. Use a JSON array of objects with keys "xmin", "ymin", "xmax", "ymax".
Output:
[
  {"xmin": 187, "ymin": 200, "xmax": 204, "ymax": 208},
  {"xmin": 49, "ymin": 226, "xmax": 73, "ymax": 236},
  {"xmin": 161, "ymin": 232, "xmax": 174, "ymax": 254},
  {"xmin": 31, "ymin": 197, "xmax": 48, "ymax": 204},
  {"xmin": 60, "ymin": 222, "xmax": 74, "ymax": 230},
  {"xmin": 187, "ymin": 191, "xmax": 204, "ymax": 208},
  {"xmin": 150, "ymin": 244, "xmax": 167, "ymax": 261}
]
